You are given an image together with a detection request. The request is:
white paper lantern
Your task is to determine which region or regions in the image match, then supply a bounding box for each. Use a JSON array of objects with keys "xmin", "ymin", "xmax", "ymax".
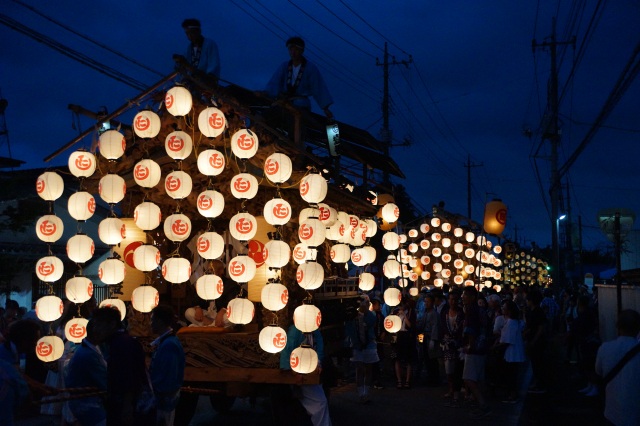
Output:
[
  {"xmin": 382, "ymin": 232, "xmax": 400, "ymax": 251},
  {"xmin": 299, "ymin": 174, "xmax": 327, "ymax": 203},
  {"xmin": 230, "ymin": 173, "xmax": 259, "ymax": 199},
  {"xmin": 264, "ymin": 198, "xmax": 292, "ymax": 226},
  {"xmin": 359, "ymin": 272, "xmax": 375, "ymax": 291},
  {"xmin": 197, "ymin": 232, "xmax": 225, "ymax": 260},
  {"xmin": 35, "ymin": 336, "xmax": 64, "ymax": 362},
  {"xmin": 133, "ymin": 245, "xmax": 160, "ymax": 271},
  {"xmin": 350, "ymin": 248, "xmax": 367, "ymax": 267},
  {"xmin": 131, "ymin": 286, "xmax": 159, "ymax": 313},
  {"xmin": 464, "ymin": 264, "xmax": 475, "ymax": 274},
  {"xmin": 296, "ymin": 262, "xmax": 324, "ymax": 290},
  {"xmin": 350, "ymin": 226, "xmax": 367, "ymax": 247},
  {"xmin": 420, "ymin": 223, "xmax": 430, "ymax": 234},
  {"xmin": 134, "ymin": 159, "xmax": 162, "ymax": 188},
  {"xmin": 64, "ymin": 318, "xmax": 89, "ymax": 343},
  {"xmin": 381, "ymin": 203, "xmax": 400, "ymax": 223},
  {"xmin": 165, "ymin": 131, "xmax": 193, "ymax": 160},
  {"xmin": 65, "ymin": 276, "xmax": 93, "ymax": 303},
  {"xmin": 36, "ymin": 215, "xmax": 64, "ymax": 243},
  {"xmin": 227, "ymin": 298, "xmax": 254, "ymax": 324},
  {"xmin": 99, "ymin": 174, "xmax": 126, "ymax": 204},
  {"xmin": 165, "ymin": 86, "xmax": 192, "ymax": 116},
  {"xmin": 259, "ymin": 325, "xmax": 287, "ymax": 353},
  {"xmin": 98, "ymin": 258, "xmax": 125, "ymax": 285},
  {"xmin": 431, "ymin": 217, "xmax": 441, "ymax": 227},
  {"xmin": 454, "ymin": 243, "xmax": 464, "ymax": 254},
  {"xmin": 421, "ymin": 271, "xmax": 430, "ymax": 280},
  {"xmin": 231, "ymin": 128, "xmax": 259, "ymax": 159},
  {"xmin": 317, "ymin": 203, "xmax": 337, "ymax": 226},
  {"xmin": 264, "ymin": 153, "xmax": 293, "ymax": 183},
  {"xmin": 383, "ymin": 259, "xmax": 402, "ymax": 279},
  {"xmin": 99, "ymin": 130, "xmax": 126, "ymax": 159},
  {"xmin": 264, "ymin": 240, "xmax": 290, "ymax": 268},
  {"xmin": 98, "ymin": 217, "xmax": 126, "ymax": 245},
  {"xmin": 197, "ymin": 149, "xmax": 226, "ymax": 176},
  {"xmin": 164, "ymin": 213, "xmax": 191, "ymax": 242},
  {"xmin": 261, "ymin": 283, "xmax": 288, "ymax": 311},
  {"xmin": 433, "ymin": 263, "xmax": 443, "ymax": 273},
  {"xmin": 67, "ymin": 234, "xmax": 94, "ymax": 264},
  {"xmin": 68, "ymin": 151, "xmax": 96, "ymax": 178},
  {"xmin": 454, "ymin": 275, "xmax": 464, "ymax": 285},
  {"xmin": 431, "ymin": 233, "xmax": 442, "ymax": 242},
  {"xmin": 384, "ymin": 314, "xmax": 402, "ymax": 333},
  {"xmin": 465, "ymin": 232, "xmax": 475, "ymax": 243},
  {"xmin": 442, "ymin": 238, "xmax": 452, "ymax": 248},
  {"xmin": 408, "ymin": 243, "xmax": 419, "ymax": 253},
  {"xmin": 420, "ymin": 239, "xmax": 430, "ymax": 250},
  {"xmin": 229, "ymin": 212, "xmax": 258, "ymax": 241},
  {"xmin": 196, "ymin": 274, "xmax": 224, "ymax": 300},
  {"xmin": 36, "ymin": 171, "xmax": 64, "ymax": 201},
  {"xmin": 198, "ymin": 107, "xmax": 226, "ymax": 138},
  {"xmin": 330, "ymin": 244, "xmax": 350, "ymax": 263},
  {"xmin": 133, "ymin": 110, "xmax": 161, "ymax": 138},
  {"xmin": 364, "ymin": 219, "xmax": 377, "ymax": 238},
  {"xmin": 432, "ymin": 247, "xmax": 442, "ymax": 257},
  {"xmin": 298, "ymin": 218, "xmax": 326, "ymax": 247},
  {"xmin": 454, "ymin": 259, "xmax": 465, "ymax": 269},
  {"xmin": 290, "ymin": 346, "xmax": 318, "ymax": 374},
  {"xmin": 408, "ymin": 229, "xmax": 418, "ymax": 238},
  {"xmin": 454, "ymin": 227, "xmax": 464, "ymax": 237},
  {"xmin": 228, "ymin": 256, "xmax": 257, "ymax": 283},
  {"xmin": 363, "ymin": 246, "xmax": 377, "ymax": 264},
  {"xmin": 99, "ymin": 299, "xmax": 126, "ymax": 321},
  {"xmin": 197, "ymin": 190, "xmax": 224, "ymax": 218},
  {"xmin": 292, "ymin": 243, "xmax": 316, "ymax": 264},
  {"xmin": 325, "ymin": 221, "xmax": 342, "ymax": 241},
  {"xmin": 465, "ymin": 248, "xmax": 475, "ymax": 259},
  {"xmin": 383, "ymin": 288, "xmax": 402, "ymax": 307},
  {"xmin": 162, "ymin": 257, "xmax": 191, "ymax": 284},
  {"xmin": 293, "ymin": 304, "xmax": 321, "ymax": 332},
  {"xmin": 134, "ymin": 202, "xmax": 161, "ymax": 230},
  {"xmin": 36, "ymin": 256, "xmax": 64, "ymax": 282},
  {"xmin": 68, "ymin": 192, "xmax": 96, "ymax": 221},
  {"xmin": 165, "ymin": 171, "xmax": 192, "ymax": 200},
  {"xmin": 36, "ymin": 295, "xmax": 64, "ymax": 322},
  {"xmin": 409, "ymin": 287, "xmax": 419, "ymax": 296}
]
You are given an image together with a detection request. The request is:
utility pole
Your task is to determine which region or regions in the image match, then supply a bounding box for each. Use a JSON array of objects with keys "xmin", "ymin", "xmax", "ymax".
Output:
[{"xmin": 464, "ymin": 155, "xmax": 483, "ymax": 221}]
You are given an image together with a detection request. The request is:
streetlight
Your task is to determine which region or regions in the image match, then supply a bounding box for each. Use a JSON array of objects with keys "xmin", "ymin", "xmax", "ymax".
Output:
[{"xmin": 555, "ymin": 214, "xmax": 567, "ymax": 286}]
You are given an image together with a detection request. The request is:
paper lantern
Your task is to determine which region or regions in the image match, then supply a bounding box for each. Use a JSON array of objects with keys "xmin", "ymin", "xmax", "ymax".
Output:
[
  {"xmin": 364, "ymin": 219, "xmax": 377, "ymax": 238},
  {"xmin": 299, "ymin": 174, "xmax": 327, "ymax": 203},
  {"xmin": 99, "ymin": 174, "xmax": 126, "ymax": 204},
  {"xmin": 409, "ymin": 287, "xmax": 419, "ymax": 296},
  {"xmin": 227, "ymin": 298, "xmax": 254, "ymax": 324},
  {"xmin": 421, "ymin": 255, "xmax": 431, "ymax": 266},
  {"xmin": 454, "ymin": 243, "xmax": 464, "ymax": 253},
  {"xmin": 197, "ymin": 149, "xmax": 226, "ymax": 176},
  {"xmin": 99, "ymin": 129, "xmax": 126, "ymax": 159},
  {"xmin": 64, "ymin": 318, "xmax": 89, "ymax": 343},
  {"xmin": 464, "ymin": 264, "xmax": 475, "ymax": 274},
  {"xmin": 350, "ymin": 248, "xmax": 367, "ymax": 266},
  {"xmin": 298, "ymin": 219, "xmax": 326, "ymax": 247},
  {"xmin": 293, "ymin": 304, "xmax": 321, "ymax": 332},
  {"xmin": 442, "ymin": 253, "xmax": 452, "ymax": 263},
  {"xmin": 259, "ymin": 325, "xmax": 287, "ymax": 353},
  {"xmin": 98, "ymin": 258, "xmax": 125, "ymax": 285},
  {"xmin": 454, "ymin": 259, "xmax": 465, "ymax": 269},
  {"xmin": 433, "ymin": 263, "xmax": 443, "ymax": 273},
  {"xmin": 420, "ymin": 239, "xmax": 430, "ymax": 250},
  {"xmin": 133, "ymin": 245, "xmax": 160, "ymax": 271},
  {"xmin": 36, "ymin": 256, "xmax": 64, "ymax": 282},
  {"xmin": 454, "ymin": 227, "xmax": 464, "ymax": 237},
  {"xmin": 264, "ymin": 153, "xmax": 293, "ymax": 183},
  {"xmin": 229, "ymin": 212, "xmax": 258, "ymax": 241},
  {"xmin": 408, "ymin": 229, "xmax": 418, "ymax": 238},
  {"xmin": 165, "ymin": 86, "xmax": 192, "ymax": 116},
  {"xmin": 384, "ymin": 315, "xmax": 402, "ymax": 333},
  {"xmin": 35, "ymin": 336, "xmax": 64, "ymax": 362},
  {"xmin": 442, "ymin": 238, "xmax": 452, "ymax": 248},
  {"xmin": 264, "ymin": 240, "xmax": 290, "ymax": 268},
  {"xmin": 420, "ymin": 223, "xmax": 430, "ymax": 233},
  {"xmin": 65, "ymin": 276, "xmax": 93, "ymax": 303},
  {"xmin": 408, "ymin": 243, "xmax": 418, "ymax": 253},
  {"xmin": 99, "ymin": 299, "xmax": 126, "ymax": 321},
  {"xmin": 359, "ymin": 272, "xmax": 375, "ymax": 291},
  {"xmin": 36, "ymin": 295, "xmax": 64, "ymax": 322},
  {"xmin": 68, "ymin": 151, "xmax": 96, "ymax": 178},
  {"xmin": 399, "ymin": 234, "xmax": 408, "ymax": 244},
  {"xmin": 198, "ymin": 107, "xmax": 226, "ymax": 138},
  {"xmin": 296, "ymin": 262, "xmax": 324, "ymax": 290},
  {"xmin": 432, "ymin": 247, "xmax": 442, "ymax": 257},
  {"xmin": 165, "ymin": 131, "xmax": 193, "ymax": 160},
  {"xmin": 131, "ymin": 286, "xmax": 159, "ymax": 313},
  {"xmin": 362, "ymin": 246, "xmax": 377, "ymax": 264},
  {"xmin": 261, "ymin": 283, "xmax": 288, "ymax": 311},
  {"xmin": 465, "ymin": 232, "xmax": 475, "ymax": 243},
  {"xmin": 382, "ymin": 232, "xmax": 400, "ymax": 251},
  {"xmin": 228, "ymin": 256, "xmax": 257, "ymax": 283},
  {"xmin": 325, "ymin": 221, "xmax": 342, "ymax": 241},
  {"xmin": 441, "ymin": 222, "xmax": 452, "ymax": 233},
  {"xmin": 68, "ymin": 192, "xmax": 95, "ymax": 221},
  {"xmin": 409, "ymin": 258, "xmax": 418, "ymax": 268},
  {"xmin": 134, "ymin": 202, "xmax": 161, "ymax": 230},
  {"xmin": 196, "ymin": 274, "xmax": 224, "ymax": 300},
  {"xmin": 165, "ymin": 171, "xmax": 192, "ymax": 199},
  {"xmin": 292, "ymin": 243, "xmax": 316, "ymax": 264},
  {"xmin": 264, "ymin": 198, "xmax": 292, "ymax": 226},
  {"xmin": 36, "ymin": 171, "xmax": 64, "ymax": 201},
  {"xmin": 162, "ymin": 257, "xmax": 191, "ymax": 283},
  {"xmin": 164, "ymin": 213, "xmax": 191, "ymax": 242},
  {"xmin": 484, "ymin": 199, "xmax": 508, "ymax": 235},
  {"xmin": 383, "ymin": 259, "xmax": 402, "ymax": 279},
  {"xmin": 231, "ymin": 128, "xmax": 259, "ymax": 159},
  {"xmin": 454, "ymin": 275, "xmax": 464, "ymax": 285},
  {"xmin": 383, "ymin": 288, "xmax": 401, "ymax": 307},
  {"xmin": 350, "ymin": 225, "xmax": 367, "ymax": 247},
  {"xmin": 133, "ymin": 110, "xmax": 161, "ymax": 138},
  {"xmin": 314, "ymin": 204, "xmax": 335, "ymax": 227},
  {"xmin": 431, "ymin": 233, "xmax": 442, "ymax": 242},
  {"xmin": 98, "ymin": 217, "xmax": 126, "ymax": 245},
  {"xmin": 381, "ymin": 203, "xmax": 400, "ymax": 223},
  {"xmin": 421, "ymin": 271, "xmax": 430, "ymax": 280},
  {"xmin": 197, "ymin": 232, "xmax": 225, "ymax": 260},
  {"xmin": 36, "ymin": 215, "xmax": 64, "ymax": 243},
  {"xmin": 441, "ymin": 269, "xmax": 452, "ymax": 278},
  {"xmin": 299, "ymin": 208, "xmax": 320, "ymax": 223},
  {"xmin": 67, "ymin": 234, "xmax": 94, "ymax": 264},
  {"xmin": 330, "ymin": 244, "xmax": 350, "ymax": 263},
  {"xmin": 290, "ymin": 346, "xmax": 318, "ymax": 374},
  {"xmin": 230, "ymin": 173, "xmax": 259, "ymax": 199},
  {"xmin": 493, "ymin": 245, "xmax": 503, "ymax": 254},
  {"xmin": 134, "ymin": 159, "xmax": 162, "ymax": 188},
  {"xmin": 465, "ymin": 248, "xmax": 475, "ymax": 259},
  {"xmin": 197, "ymin": 190, "xmax": 225, "ymax": 218},
  {"xmin": 431, "ymin": 217, "xmax": 441, "ymax": 227}
]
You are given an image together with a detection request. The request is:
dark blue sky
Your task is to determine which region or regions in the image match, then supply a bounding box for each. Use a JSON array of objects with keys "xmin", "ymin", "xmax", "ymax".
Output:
[{"xmin": 2, "ymin": 0, "xmax": 639, "ymax": 251}]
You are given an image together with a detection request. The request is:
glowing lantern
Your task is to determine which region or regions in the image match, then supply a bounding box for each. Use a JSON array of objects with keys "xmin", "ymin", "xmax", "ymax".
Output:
[
  {"xmin": 293, "ymin": 243, "xmax": 316, "ymax": 264},
  {"xmin": 231, "ymin": 129, "xmax": 259, "ymax": 159},
  {"xmin": 421, "ymin": 271, "xmax": 430, "ymax": 280},
  {"xmin": 442, "ymin": 238, "xmax": 452, "ymax": 248},
  {"xmin": 432, "ymin": 248, "xmax": 442, "ymax": 258},
  {"xmin": 134, "ymin": 202, "xmax": 161, "ymax": 230},
  {"xmin": 408, "ymin": 243, "xmax": 418, "ymax": 253},
  {"xmin": 197, "ymin": 190, "xmax": 225, "ymax": 218},
  {"xmin": 162, "ymin": 257, "xmax": 191, "ymax": 284},
  {"xmin": 420, "ymin": 223, "xmax": 430, "ymax": 233},
  {"xmin": 35, "ymin": 336, "xmax": 64, "ymax": 362},
  {"xmin": 465, "ymin": 232, "xmax": 475, "ymax": 243},
  {"xmin": 464, "ymin": 248, "xmax": 475, "ymax": 259},
  {"xmin": 431, "ymin": 233, "xmax": 441, "ymax": 242},
  {"xmin": 363, "ymin": 246, "xmax": 377, "ymax": 264},
  {"xmin": 165, "ymin": 131, "xmax": 193, "ymax": 160},
  {"xmin": 259, "ymin": 326, "xmax": 287, "ymax": 353},
  {"xmin": 98, "ymin": 218, "xmax": 125, "ymax": 245},
  {"xmin": 230, "ymin": 173, "xmax": 259, "ymax": 199},
  {"xmin": 133, "ymin": 245, "xmax": 160, "ymax": 272},
  {"xmin": 36, "ymin": 295, "xmax": 64, "ymax": 322},
  {"xmin": 493, "ymin": 245, "xmax": 503, "ymax": 254},
  {"xmin": 384, "ymin": 315, "xmax": 402, "ymax": 333},
  {"xmin": 133, "ymin": 110, "xmax": 161, "ymax": 138},
  {"xmin": 454, "ymin": 259, "xmax": 465, "ymax": 269},
  {"xmin": 98, "ymin": 258, "xmax": 125, "ymax": 285},
  {"xmin": 99, "ymin": 174, "xmax": 126, "ymax": 204},
  {"xmin": 261, "ymin": 283, "xmax": 288, "ymax": 311},
  {"xmin": 164, "ymin": 214, "xmax": 191, "ymax": 242},
  {"xmin": 68, "ymin": 151, "xmax": 96, "ymax": 177},
  {"xmin": 383, "ymin": 259, "xmax": 402, "ymax": 279},
  {"xmin": 441, "ymin": 223, "xmax": 452, "ymax": 233},
  {"xmin": 325, "ymin": 221, "xmax": 342, "ymax": 241},
  {"xmin": 197, "ymin": 232, "xmax": 224, "ymax": 260},
  {"xmin": 264, "ymin": 240, "xmax": 290, "ymax": 268},
  {"xmin": 330, "ymin": 244, "xmax": 350, "ymax": 263},
  {"xmin": 36, "ymin": 256, "xmax": 64, "ymax": 282},
  {"xmin": 431, "ymin": 217, "xmax": 441, "ymax": 227},
  {"xmin": 228, "ymin": 256, "xmax": 257, "ymax": 283},
  {"xmin": 454, "ymin": 275, "xmax": 464, "ymax": 285},
  {"xmin": 36, "ymin": 215, "xmax": 64, "ymax": 243},
  {"xmin": 399, "ymin": 278, "xmax": 409, "ymax": 287},
  {"xmin": 298, "ymin": 218, "xmax": 325, "ymax": 247},
  {"xmin": 351, "ymin": 248, "xmax": 367, "ymax": 267},
  {"xmin": 409, "ymin": 287, "xmax": 419, "ymax": 296},
  {"xmin": 434, "ymin": 278, "xmax": 443, "ymax": 287},
  {"xmin": 454, "ymin": 227, "xmax": 464, "ymax": 237},
  {"xmin": 99, "ymin": 130, "xmax": 126, "ymax": 159},
  {"xmin": 198, "ymin": 107, "xmax": 226, "ymax": 138},
  {"xmin": 132, "ymin": 286, "xmax": 159, "ymax": 313},
  {"xmin": 294, "ymin": 304, "xmax": 321, "ymax": 332},
  {"xmin": 296, "ymin": 262, "xmax": 324, "ymax": 290},
  {"xmin": 290, "ymin": 346, "xmax": 318, "ymax": 374},
  {"xmin": 36, "ymin": 172, "xmax": 64, "ymax": 201},
  {"xmin": 350, "ymin": 226, "xmax": 367, "ymax": 247},
  {"xmin": 421, "ymin": 255, "xmax": 431, "ymax": 265},
  {"xmin": 442, "ymin": 253, "xmax": 452, "ymax": 263},
  {"xmin": 441, "ymin": 269, "xmax": 452, "ymax": 278},
  {"xmin": 99, "ymin": 299, "xmax": 126, "ymax": 321},
  {"xmin": 299, "ymin": 208, "xmax": 320, "ymax": 223},
  {"xmin": 484, "ymin": 199, "xmax": 507, "ymax": 235},
  {"xmin": 382, "ymin": 232, "xmax": 400, "ymax": 251},
  {"xmin": 64, "ymin": 318, "xmax": 89, "ymax": 343},
  {"xmin": 67, "ymin": 234, "xmax": 94, "ymax": 264},
  {"xmin": 227, "ymin": 298, "xmax": 254, "ymax": 324},
  {"xmin": 464, "ymin": 264, "xmax": 475, "ymax": 274},
  {"xmin": 359, "ymin": 272, "xmax": 375, "ymax": 291},
  {"xmin": 68, "ymin": 192, "xmax": 95, "ymax": 221},
  {"xmin": 364, "ymin": 219, "xmax": 377, "ymax": 238},
  {"xmin": 165, "ymin": 171, "xmax": 192, "ymax": 199},
  {"xmin": 454, "ymin": 243, "xmax": 464, "ymax": 254},
  {"xmin": 383, "ymin": 288, "xmax": 402, "ymax": 307},
  {"xmin": 196, "ymin": 274, "xmax": 224, "ymax": 300},
  {"xmin": 229, "ymin": 212, "xmax": 257, "ymax": 241},
  {"xmin": 133, "ymin": 159, "xmax": 162, "ymax": 188},
  {"xmin": 317, "ymin": 204, "xmax": 337, "ymax": 227},
  {"xmin": 299, "ymin": 174, "xmax": 327, "ymax": 203},
  {"xmin": 197, "ymin": 149, "xmax": 226, "ymax": 176},
  {"xmin": 65, "ymin": 276, "xmax": 93, "ymax": 303},
  {"xmin": 165, "ymin": 86, "xmax": 192, "ymax": 116},
  {"xmin": 381, "ymin": 203, "xmax": 400, "ymax": 223},
  {"xmin": 264, "ymin": 198, "xmax": 292, "ymax": 226},
  {"xmin": 264, "ymin": 153, "xmax": 293, "ymax": 183},
  {"xmin": 433, "ymin": 263, "xmax": 443, "ymax": 273}
]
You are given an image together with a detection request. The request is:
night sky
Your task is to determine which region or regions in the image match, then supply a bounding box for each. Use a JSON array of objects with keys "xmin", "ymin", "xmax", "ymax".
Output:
[{"xmin": 2, "ymin": 0, "xmax": 639, "ymax": 251}]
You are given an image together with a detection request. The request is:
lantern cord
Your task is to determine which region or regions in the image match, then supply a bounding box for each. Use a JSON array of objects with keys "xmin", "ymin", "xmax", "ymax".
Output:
[
  {"xmin": 206, "ymin": 219, "xmax": 213, "ymax": 232},
  {"xmin": 47, "ymin": 200, "xmax": 54, "ymax": 215},
  {"xmin": 270, "ymin": 312, "xmax": 279, "ymax": 326},
  {"xmin": 240, "ymin": 199, "xmax": 247, "ymax": 212}
]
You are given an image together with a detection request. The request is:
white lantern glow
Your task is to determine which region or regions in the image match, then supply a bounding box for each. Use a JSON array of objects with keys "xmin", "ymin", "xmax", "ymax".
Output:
[
  {"xmin": 296, "ymin": 262, "xmax": 324, "ymax": 290},
  {"xmin": 317, "ymin": 203, "xmax": 337, "ymax": 226},
  {"xmin": 228, "ymin": 256, "xmax": 257, "ymax": 282},
  {"xmin": 465, "ymin": 232, "xmax": 475, "ymax": 243},
  {"xmin": 229, "ymin": 212, "xmax": 258, "ymax": 241},
  {"xmin": 363, "ymin": 246, "xmax": 377, "ymax": 264},
  {"xmin": 133, "ymin": 245, "xmax": 160, "ymax": 272},
  {"xmin": 98, "ymin": 258, "xmax": 125, "ymax": 285},
  {"xmin": 259, "ymin": 325, "xmax": 287, "ymax": 353},
  {"xmin": 227, "ymin": 298, "xmax": 254, "ymax": 324},
  {"xmin": 65, "ymin": 276, "xmax": 93, "ymax": 304},
  {"xmin": 197, "ymin": 149, "xmax": 226, "ymax": 176},
  {"xmin": 383, "ymin": 288, "xmax": 402, "ymax": 307},
  {"xmin": 164, "ymin": 214, "xmax": 191, "ymax": 242},
  {"xmin": 131, "ymin": 286, "xmax": 159, "ymax": 313},
  {"xmin": 431, "ymin": 217, "xmax": 441, "ymax": 227},
  {"xmin": 408, "ymin": 243, "xmax": 419, "ymax": 253},
  {"xmin": 230, "ymin": 173, "xmax": 259, "ymax": 199},
  {"xmin": 409, "ymin": 287, "xmax": 419, "ymax": 296},
  {"xmin": 359, "ymin": 272, "xmax": 375, "ymax": 291},
  {"xmin": 35, "ymin": 336, "xmax": 64, "ymax": 362},
  {"xmin": 99, "ymin": 130, "xmax": 126, "ymax": 159},
  {"xmin": 36, "ymin": 215, "xmax": 64, "ymax": 243},
  {"xmin": 98, "ymin": 217, "xmax": 126, "ymax": 245},
  {"xmin": 290, "ymin": 346, "xmax": 318, "ymax": 374},
  {"xmin": 99, "ymin": 299, "xmax": 126, "ymax": 321},
  {"xmin": 299, "ymin": 174, "xmax": 327, "ymax": 203},
  {"xmin": 261, "ymin": 283, "xmax": 288, "ymax": 311},
  {"xmin": 264, "ymin": 198, "xmax": 292, "ymax": 226},
  {"xmin": 99, "ymin": 174, "xmax": 126, "ymax": 204},
  {"xmin": 68, "ymin": 151, "xmax": 96, "ymax": 178},
  {"xmin": 420, "ymin": 223, "xmax": 430, "ymax": 234},
  {"xmin": 197, "ymin": 232, "xmax": 225, "ymax": 260},
  {"xmin": 381, "ymin": 203, "xmax": 400, "ymax": 223},
  {"xmin": 64, "ymin": 318, "xmax": 89, "ymax": 343},
  {"xmin": 384, "ymin": 314, "xmax": 402, "ymax": 333},
  {"xmin": 198, "ymin": 107, "xmax": 226, "ymax": 138},
  {"xmin": 68, "ymin": 192, "xmax": 96, "ymax": 221},
  {"xmin": 165, "ymin": 171, "xmax": 192, "ymax": 199},
  {"xmin": 454, "ymin": 227, "xmax": 464, "ymax": 237},
  {"xmin": 67, "ymin": 234, "xmax": 94, "ymax": 264},
  {"xmin": 35, "ymin": 295, "xmax": 64, "ymax": 322},
  {"xmin": 165, "ymin": 86, "xmax": 192, "ymax": 116},
  {"xmin": 382, "ymin": 232, "xmax": 400, "ymax": 251},
  {"xmin": 330, "ymin": 244, "xmax": 350, "ymax": 263},
  {"xmin": 165, "ymin": 131, "xmax": 193, "ymax": 160},
  {"xmin": 298, "ymin": 218, "xmax": 326, "ymax": 247},
  {"xmin": 133, "ymin": 110, "xmax": 161, "ymax": 138},
  {"xmin": 133, "ymin": 159, "xmax": 162, "ymax": 188},
  {"xmin": 231, "ymin": 128, "xmax": 259, "ymax": 159},
  {"xmin": 36, "ymin": 256, "xmax": 64, "ymax": 282},
  {"xmin": 294, "ymin": 304, "xmax": 322, "ymax": 333},
  {"xmin": 350, "ymin": 248, "xmax": 367, "ymax": 266},
  {"xmin": 264, "ymin": 153, "xmax": 293, "ymax": 183},
  {"xmin": 162, "ymin": 257, "xmax": 191, "ymax": 284},
  {"xmin": 196, "ymin": 274, "xmax": 224, "ymax": 300},
  {"xmin": 134, "ymin": 202, "xmax": 161, "ymax": 230},
  {"xmin": 292, "ymin": 243, "xmax": 316, "ymax": 264},
  {"xmin": 383, "ymin": 259, "xmax": 402, "ymax": 279},
  {"xmin": 196, "ymin": 190, "xmax": 224, "ymax": 218},
  {"xmin": 264, "ymin": 240, "xmax": 290, "ymax": 268},
  {"xmin": 36, "ymin": 172, "xmax": 64, "ymax": 201}
]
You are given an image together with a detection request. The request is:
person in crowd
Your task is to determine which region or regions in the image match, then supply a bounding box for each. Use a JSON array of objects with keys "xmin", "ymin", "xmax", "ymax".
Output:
[
  {"xmin": 0, "ymin": 357, "xmax": 29, "ymax": 426},
  {"xmin": 523, "ymin": 288, "xmax": 548, "ymax": 393},
  {"xmin": 439, "ymin": 289, "xmax": 464, "ymax": 406},
  {"xmin": 432, "ymin": 290, "xmax": 448, "ymax": 383},
  {"xmin": 595, "ymin": 309, "xmax": 640, "ymax": 426},
  {"xmin": 496, "ymin": 300, "xmax": 526, "ymax": 403},
  {"xmin": 150, "ymin": 305, "xmax": 185, "ymax": 426},
  {"xmin": 540, "ymin": 288, "xmax": 560, "ymax": 334},
  {"xmin": 573, "ymin": 295, "xmax": 600, "ymax": 397},
  {"xmin": 393, "ymin": 297, "xmax": 416, "ymax": 389},
  {"xmin": 181, "ymin": 18, "xmax": 220, "ymax": 78},
  {"xmin": 564, "ymin": 293, "xmax": 579, "ymax": 363},
  {"xmin": 1, "ymin": 300, "xmax": 20, "ymax": 337},
  {"xmin": 423, "ymin": 293, "xmax": 440, "ymax": 386},
  {"xmin": 370, "ymin": 298, "xmax": 385, "ymax": 389},
  {"xmin": 414, "ymin": 289, "xmax": 428, "ymax": 380},
  {"xmin": 345, "ymin": 299, "xmax": 378, "ymax": 403}
]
